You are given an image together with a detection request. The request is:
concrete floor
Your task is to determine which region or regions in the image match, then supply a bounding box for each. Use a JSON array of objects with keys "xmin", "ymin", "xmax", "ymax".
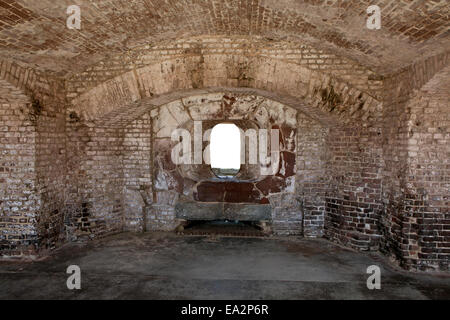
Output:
[{"xmin": 0, "ymin": 232, "xmax": 449, "ymax": 300}]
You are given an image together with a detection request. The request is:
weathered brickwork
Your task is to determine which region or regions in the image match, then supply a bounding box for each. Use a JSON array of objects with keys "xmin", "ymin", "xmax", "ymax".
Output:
[
  {"xmin": 0, "ymin": 61, "xmax": 66, "ymax": 256},
  {"xmin": 69, "ymin": 54, "xmax": 381, "ymax": 128},
  {"xmin": 65, "ymin": 116, "xmax": 90, "ymax": 241},
  {"xmin": 325, "ymin": 125, "xmax": 384, "ymax": 251},
  {"xmin": 0, "ymin": 2, "xmax": 448, "ymax": 272},
  {"xmin": 66, "ymin": 36, "xmax": 383, "ymax": 100},
  {"xmin": 34, "ymin": 81, "xmax": 66, "ymax": 251},
  {"xmin": 379, "ymin": 63, "xmax": 450, "ymax": 272},
  {"xmin": 0, "ymin": 79, "xmax": 37, "ymax": 257},
  {"xmin": 65, "ymin": 114, "xmax": 151, "ymax": 238}
]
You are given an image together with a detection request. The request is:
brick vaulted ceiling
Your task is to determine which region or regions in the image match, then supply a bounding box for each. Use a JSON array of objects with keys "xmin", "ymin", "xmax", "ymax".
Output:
[{"xmin": 0, "ymin": 0, "xmax": 448, "ymax": 77}]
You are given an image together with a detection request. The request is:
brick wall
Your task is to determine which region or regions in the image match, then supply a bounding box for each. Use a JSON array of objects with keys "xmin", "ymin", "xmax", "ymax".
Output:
[
  {"xmin": 1, "ymin": 1, "xmax": 447, "ymax": 77},
  {"xmin": 65, "ymin": 123, "xmax": 124, "ymax": 241},
  {"xmin": 296, "ymin": 113, "xmax": 329, "ymax": 237},
  {"xmin": 60, "ymin": 48, "xmax": 448, "ymax": 271},
  {"xmin": 145, "ymin": 92, "xmax": 304, "ymax": 234},
  {"xmin": 325, "ymin": 125, "xmax": 383, "ymax": 251},
  {"xmin": 64, "ymin": 86, "xmax": 387, "ymax": 241},
  {"xmin": 69, "ymin": 53, "xmax": 380, "ymax": 127},
  {"xmin": 0, "ymin": 79, "xmax": 38, "ymax": 257},
  {"xmin": 34, "ymin": 79, "xmax": 66, "ymax": 251},
  {"xmin": 0, "ymin": 61, "xmax": 66, "ymax": 256},
  {"xmin": 123, "ymin": 115, "xmax": 152, "ymax": 232},
  {"xmin": 380, "ymin": 54, "xmax": 449, "ymax": 271},
  {"xmin": 380, "ymin": 65, "xmax": 450, "ymax": 271},
  {"xmin": 402, "ymin": 69, "xmax": 449, "ymax": 271}
]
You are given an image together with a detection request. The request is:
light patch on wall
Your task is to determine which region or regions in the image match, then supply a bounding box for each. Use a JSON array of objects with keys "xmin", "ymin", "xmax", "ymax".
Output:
[{"xmin": 210, "ymin": 123, "xmax": 241, "ymax": 177}]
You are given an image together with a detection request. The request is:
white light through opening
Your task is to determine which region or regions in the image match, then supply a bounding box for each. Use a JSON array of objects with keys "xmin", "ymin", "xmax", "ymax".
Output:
[{"xmin": 210, "ymin": 123, "xmax": 241, "ymax": 174}]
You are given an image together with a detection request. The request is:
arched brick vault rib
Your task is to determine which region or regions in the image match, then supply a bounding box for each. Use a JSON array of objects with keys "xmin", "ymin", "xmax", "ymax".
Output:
[
  {"xmin": 0, "ymin": 59, "xmax": 67, "ymax": 253},
  {"xmin": 0, "ymin": 59, "xmax": 66, "ymax": 103},
  {"xmin": 65, "ymin": 35, "xmax": 384, "ymax": 99},
  {"xmin": 383, "ymin": 51, "xmax": 450, "ymax": 103},
  {"xmin": 74, "ymin": 53, "xmax": 450, "ymax": 126},
  {"xmin": 0, "ymin": 78, "xmax": 30, "ymax": 103},
  {"xmin": 68, "ymin": 55, "xmax": 383, "ymax": 126},
  {"xmin": 0, "ymin": 60, "xmax": 35, "ymax": 99},
  {"xmin": 379, "ymin": 64, "xmax": 450, "ymax": 270},
  {"xmin": 84, "ymin": 87, "xmax": 338, "ymax": 129},
  {"xmin": 0, "ymin": 78, "xmax": 36, "ymax": 257}
]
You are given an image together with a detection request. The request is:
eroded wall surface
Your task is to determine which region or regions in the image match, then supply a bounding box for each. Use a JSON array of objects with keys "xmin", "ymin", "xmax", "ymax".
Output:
[{"xmin": 147, "ymin": 93, "xmax": 302, "ymax": 234}]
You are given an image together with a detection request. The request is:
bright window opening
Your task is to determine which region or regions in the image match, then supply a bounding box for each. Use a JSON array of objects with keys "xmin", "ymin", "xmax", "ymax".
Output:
[{"xmin": 210, "ymin": 123, "xmax": 241, "ymax": 178}]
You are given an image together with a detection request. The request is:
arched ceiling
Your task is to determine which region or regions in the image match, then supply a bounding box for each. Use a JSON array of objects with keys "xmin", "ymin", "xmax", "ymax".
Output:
[
  {"xmin": 0, "ymin": 78, "xmax": 29, "ymax": 102},
  {"xmin": 0, "ymin": 0, "xmax": 448, "ymax": 76}
]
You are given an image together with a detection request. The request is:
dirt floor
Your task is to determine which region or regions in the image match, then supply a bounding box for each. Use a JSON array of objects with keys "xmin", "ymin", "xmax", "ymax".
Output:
[{"xmin": 0, "ymin": 232, "xmax": 449, "ymax": 300}]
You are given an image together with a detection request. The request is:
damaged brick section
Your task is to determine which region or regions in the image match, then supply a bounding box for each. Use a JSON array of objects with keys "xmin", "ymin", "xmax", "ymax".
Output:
[{"xmin": 149, "ymin": 93, "xmax": 301, "ymax": 235}]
